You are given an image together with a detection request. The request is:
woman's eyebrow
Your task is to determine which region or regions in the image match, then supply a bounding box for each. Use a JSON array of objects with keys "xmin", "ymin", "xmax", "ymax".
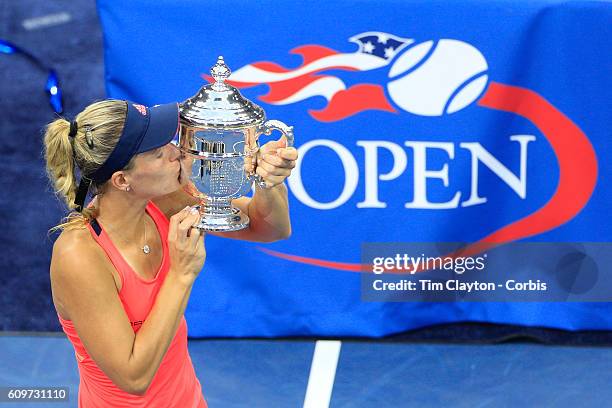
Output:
[{"xmin": 148, "ymin": 147, "xmax": 163, "ymax": 156}]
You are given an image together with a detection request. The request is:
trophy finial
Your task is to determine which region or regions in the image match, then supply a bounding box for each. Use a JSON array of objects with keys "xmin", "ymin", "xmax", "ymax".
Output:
[{"xmin": 211, "ymin": 56, "xmax": 231, "ymax": 89}]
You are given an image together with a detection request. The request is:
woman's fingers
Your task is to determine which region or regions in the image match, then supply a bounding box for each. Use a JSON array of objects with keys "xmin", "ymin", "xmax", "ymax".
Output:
[
  {"xmin": 278, "ymin": 147, "xmax": 298, "ymax": 161},
  {"xmin": 168, "ymin": 206, "xmax": 193, "ymax": 243},
  {"xmin": 188, "ymin": 225, "xmax": 204, "ymax": 249},
  {"xmin": 257, "ymin": 158, "xmax": 293, "ymax": 176},
  {"xmin": 255, "ymin": 166, "xmax": 290, "ymax": 188},
  {"xmin": 187, "ymin": 212, "xmax": 204, "ymax": 247},
  {"xmin": 253, "ymin": 144, "xmax": 298, "ymax": 188},
  {"xmin": 177, "ymin": 208, "xmax": 201, "ymax": 241},
  {"xmin": 260, "ymin": 153, "xmax": 296, "ymax": 169}
]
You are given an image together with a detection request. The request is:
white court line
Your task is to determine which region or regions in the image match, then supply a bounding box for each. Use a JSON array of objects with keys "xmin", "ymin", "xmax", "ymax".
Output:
[{"xmin": 303, "ymin": 340, "xmax": 342, "ymax": 408}]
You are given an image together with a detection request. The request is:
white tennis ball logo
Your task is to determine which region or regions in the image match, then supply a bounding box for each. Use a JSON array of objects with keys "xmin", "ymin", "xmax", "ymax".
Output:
[{"xmin": 387, "ymin": 39, "xmax": 488, "ymax": 116}]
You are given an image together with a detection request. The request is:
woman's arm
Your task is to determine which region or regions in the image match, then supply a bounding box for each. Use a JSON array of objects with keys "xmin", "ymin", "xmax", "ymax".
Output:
[
  {"xmin": 154, "ymin": 183, "xmax": 290, "ymax": 243},
  {"xmin": 51, "ymin": 209, "xmax": 203, "ymax": 395},
  {"xmin": 154, "ymin": 137, "xmax": 297, "ymax": 242},
  {"xmin": 214, "ymin": 182, "xmax": 291, "ymax": 242}
]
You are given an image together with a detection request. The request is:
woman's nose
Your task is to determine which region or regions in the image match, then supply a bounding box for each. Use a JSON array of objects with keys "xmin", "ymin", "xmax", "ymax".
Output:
[{"xmin": 167, "ymin": 143, "xmax": 181, "ymax": 160}]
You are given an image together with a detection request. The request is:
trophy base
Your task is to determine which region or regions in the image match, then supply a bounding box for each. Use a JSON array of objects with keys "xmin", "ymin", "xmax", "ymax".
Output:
[{"xmin": 192, "ymin": 206, "xmax": 250, "ymax": 232}]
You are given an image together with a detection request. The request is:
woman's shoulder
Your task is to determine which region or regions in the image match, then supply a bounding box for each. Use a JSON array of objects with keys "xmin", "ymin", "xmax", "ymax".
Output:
[
  {"xmin": 51, "ymin": 225, "xmax": 111, "ymax": 280},
  {"xmin": 52, "ymin": 226, "xmax": 97, "ymax": 258},
  {"xmin": 51, "ymin": 226, "xmax": 117, "ymax": 320}
]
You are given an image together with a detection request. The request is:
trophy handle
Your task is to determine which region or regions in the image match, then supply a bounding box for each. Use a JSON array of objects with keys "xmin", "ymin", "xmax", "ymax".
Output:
[
  {"xmin": 260, "ymin": 120, "xmax": 294, "ymax": 148},
  {"xmin": 252, "ymin": 120, "xmax": 295, "ymax": 189}
]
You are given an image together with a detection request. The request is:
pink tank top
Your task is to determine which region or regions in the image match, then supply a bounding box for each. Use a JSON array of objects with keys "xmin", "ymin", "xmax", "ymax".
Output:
[{"xmin": 57, "ymin": 201, "xmax": 207, "ymax": 408}]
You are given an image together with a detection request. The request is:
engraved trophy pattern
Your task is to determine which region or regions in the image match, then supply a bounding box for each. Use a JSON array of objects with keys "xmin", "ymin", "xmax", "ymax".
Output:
[{"xmin": 175, "ymin": 56, "xmax": 294, "ymax": 231}]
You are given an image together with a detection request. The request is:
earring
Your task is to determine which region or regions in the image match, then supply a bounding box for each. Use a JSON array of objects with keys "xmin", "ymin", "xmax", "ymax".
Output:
[{"xmin": 126, "ymin": 186, "xmax": 131, "ymax": 192}]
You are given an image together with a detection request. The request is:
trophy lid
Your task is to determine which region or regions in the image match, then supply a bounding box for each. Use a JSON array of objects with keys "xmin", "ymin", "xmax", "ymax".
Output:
[{"xmin": 180, "ymin": 56, "xmax": 266, "ymax": 129}]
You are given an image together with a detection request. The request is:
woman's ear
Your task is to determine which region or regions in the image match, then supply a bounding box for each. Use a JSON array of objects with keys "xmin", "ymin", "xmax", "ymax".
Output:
[{"xmin": 109, "ymin": 171, "xmax": 130, "ymax": 192}]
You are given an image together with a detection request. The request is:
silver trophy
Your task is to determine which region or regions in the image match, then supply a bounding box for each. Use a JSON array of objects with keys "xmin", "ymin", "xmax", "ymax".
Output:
[{"xmin": 175, "ymin": 56, "xmax": 294, "ymax": 231}]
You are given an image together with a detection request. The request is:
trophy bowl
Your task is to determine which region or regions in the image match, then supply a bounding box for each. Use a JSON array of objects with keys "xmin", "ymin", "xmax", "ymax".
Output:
[{"xmin": 174, "ymin": 56, "xmax": 294, "ymax": 232}]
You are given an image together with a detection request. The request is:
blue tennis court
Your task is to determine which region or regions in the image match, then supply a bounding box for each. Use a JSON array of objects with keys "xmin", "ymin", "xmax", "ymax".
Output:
[{"xmin": 2, "ymin": 334, "xmax": 611, "ymax": 407}]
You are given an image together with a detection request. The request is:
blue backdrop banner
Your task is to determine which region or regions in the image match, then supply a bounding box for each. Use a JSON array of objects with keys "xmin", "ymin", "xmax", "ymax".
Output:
[{"xmin": 97, "ymin": 0, "xmax": 611, "ymax": 337}]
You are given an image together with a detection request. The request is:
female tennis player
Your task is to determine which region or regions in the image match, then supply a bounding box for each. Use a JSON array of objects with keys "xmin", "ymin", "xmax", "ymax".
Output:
[{"xmin": 44, "ymin": 100, "xmax": 297, "ymax": 407}]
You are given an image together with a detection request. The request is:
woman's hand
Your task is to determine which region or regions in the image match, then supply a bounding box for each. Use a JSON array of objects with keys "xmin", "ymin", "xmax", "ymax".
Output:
[
  {"xmin": 167, "ymin": 206, "xmax": 206, "ymax": 285},
  {"xmin": 255, "ymin": 136, "xmax": 298, "ymax": 189}
]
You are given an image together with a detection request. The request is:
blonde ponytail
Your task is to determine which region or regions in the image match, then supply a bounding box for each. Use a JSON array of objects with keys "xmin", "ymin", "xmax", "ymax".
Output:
[
  {"xmin": 44, "ymin": 99, "xmax": 129, "ymax": 231},
  {"xmin": 44, "ymin": 119, "xmax": 79, "ymax": 212}
]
